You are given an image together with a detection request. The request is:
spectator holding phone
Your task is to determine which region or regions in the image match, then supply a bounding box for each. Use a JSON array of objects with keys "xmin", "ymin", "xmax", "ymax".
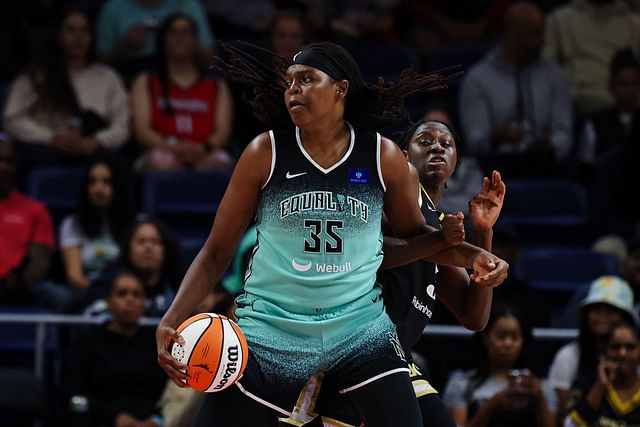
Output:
[
  {"xmin": 443, "ymin": 304, "xmax": 556, "ymax": 427},
  {"xmin": 564, "ymin": 320, "xmax": 640, "ymax": 427}
]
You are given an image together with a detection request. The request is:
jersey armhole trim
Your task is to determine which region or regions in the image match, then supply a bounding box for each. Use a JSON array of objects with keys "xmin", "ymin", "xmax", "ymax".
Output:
[
  {"xmin": 376, "ymin": 132, "xmax": 386, "ymax": 192},
  {"xmin": 262, "ymin": 130, "xmax": 277, "ymax": 190}
]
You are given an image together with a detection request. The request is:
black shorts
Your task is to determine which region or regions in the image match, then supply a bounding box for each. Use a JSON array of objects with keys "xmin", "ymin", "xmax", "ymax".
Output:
[{"xmin": 301, "ymin": 362, "xmax": 452, "ymax": 427}]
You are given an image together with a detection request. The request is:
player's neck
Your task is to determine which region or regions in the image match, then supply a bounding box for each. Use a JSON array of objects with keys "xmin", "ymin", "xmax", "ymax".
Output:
[
  {"xmin": 421, "ymin": 181, "xmax": 444, "ymax": 206},
  {"xmin": 298, "ymin": 120, "xmax": 349, "ymax": 163}
]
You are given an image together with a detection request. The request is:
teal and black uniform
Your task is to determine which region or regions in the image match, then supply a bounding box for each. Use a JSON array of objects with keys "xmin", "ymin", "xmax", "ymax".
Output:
[{"xmin": 234, "ymin": 124, "xmax": 411, "ymax": 419}]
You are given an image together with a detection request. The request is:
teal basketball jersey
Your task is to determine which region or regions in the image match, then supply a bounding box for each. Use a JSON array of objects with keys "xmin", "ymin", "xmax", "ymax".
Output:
[{"xmin": 243, "ymin": 123, "xmax": 385, "ymax": 314}]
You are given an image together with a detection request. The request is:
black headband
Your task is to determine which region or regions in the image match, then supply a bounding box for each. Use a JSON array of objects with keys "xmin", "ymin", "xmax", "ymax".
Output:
[{"xmin": 292, "ymin": 46, "xmax": 347, "ymax": 82}]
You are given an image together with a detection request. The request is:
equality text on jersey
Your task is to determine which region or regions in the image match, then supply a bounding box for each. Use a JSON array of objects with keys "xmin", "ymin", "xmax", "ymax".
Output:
[{"xmin": 280, "ymin": 191, "xmax": 369, "ymax": 223}]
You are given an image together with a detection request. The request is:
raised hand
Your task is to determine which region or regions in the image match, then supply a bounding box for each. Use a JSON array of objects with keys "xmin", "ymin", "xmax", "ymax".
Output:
[
  {"xmin": 441, "ymin": 212, "xmax": 465, "ymax": 246},
  {"xmin": 468, "ymin": 170, "xmax": 506, "ymax": 231},
  {"xmin": 597, "ymin": 358, "xmax": 619, "ymax": 385}
]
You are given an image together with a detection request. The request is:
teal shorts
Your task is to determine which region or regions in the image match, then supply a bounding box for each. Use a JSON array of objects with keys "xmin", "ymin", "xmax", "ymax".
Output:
[{"xmin": 234, "ymin": 287, "xmax": 410, "ymax": 417}]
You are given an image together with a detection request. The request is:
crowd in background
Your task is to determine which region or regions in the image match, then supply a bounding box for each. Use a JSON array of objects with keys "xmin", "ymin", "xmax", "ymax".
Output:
[{"xmin": 1, "ymin": 0, "xmax": 640, "ymax": 426}]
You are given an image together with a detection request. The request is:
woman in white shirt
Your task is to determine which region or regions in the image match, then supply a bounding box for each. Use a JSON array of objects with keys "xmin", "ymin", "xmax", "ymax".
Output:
[
  {"xmin": 3, "ymin": 7, "xmax": 129, "ymax": 168},
  {"xmin": 59, "ymin": 157, "xmax": 134, "ymax": 307}
]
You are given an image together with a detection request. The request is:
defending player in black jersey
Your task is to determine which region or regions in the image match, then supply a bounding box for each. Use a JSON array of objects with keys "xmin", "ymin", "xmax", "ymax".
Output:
[{"xmin": 297, "ymin": 120, "xmax": 507, "ymax": 427}]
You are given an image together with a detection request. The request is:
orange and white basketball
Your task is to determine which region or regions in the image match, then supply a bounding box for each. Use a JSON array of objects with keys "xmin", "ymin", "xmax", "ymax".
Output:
[{"xmin": 171, "ymin": 313, "xmax": 249, "ymax": 392}]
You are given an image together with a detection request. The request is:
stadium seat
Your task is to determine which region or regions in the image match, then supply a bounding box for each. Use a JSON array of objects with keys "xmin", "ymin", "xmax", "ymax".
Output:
[
  {"xmin": 142, "ymin": 171, "xmax": 231, "ymax": 238},
  {"xmin": 515, "ymin": 247, "xmax": 619, "ymax": 292},
  {"xmin": 0, "ymin": 368, "xmax": 48, "ymax": 426},
  {"xmin": 180, "ymin": 235, "xmax": 207, "ymax": 268},
  {"xmin": 497, "ymin": 179, "xmax": 589, "ymax": 245},
  {"xmin": 27, "ymin": 166, "xmax": 84, "ymax": 224}
]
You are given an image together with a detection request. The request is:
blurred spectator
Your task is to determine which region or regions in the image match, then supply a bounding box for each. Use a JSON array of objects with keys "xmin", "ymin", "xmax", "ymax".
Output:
[
  {"xmin": 116, "ymin": 218, "xmax": 181, "ymax": 316},
  {"xmin": 592, "ymin": 234, "xmax": 629, "ymax": 273},
  {"xmin": 329, "ymin": 0, "xmax": 400, "ymax": 41},
  {"xmin": 269, "ymin": 9, "xmax": 310, "ymax": 62},
  {"xmin": 578, "ymin": 50, "xmax": 640, "ymax": 169},
  {"xmin": 544, "ymin": 0, "xmax": 640, "ymax": 114},
  {"xmin": 131, "ymin": 13, "xmax": 234, "ymax": 172},
  {"xmin": 0, "ymin": 134, "xmax": 72, "ymax": 312},
  {"xmin": 459, "ymin": 2, "xmax": 573, "ymax": 178},
  {"xmin": 564, "ymin": 320, "xmax": 640, "ymax": 427},
  {"xmin": 583, "ymin": 50, "xmax": 640, "ymax": 234},
  {"xmin": 624, "ymin": 237, "xmax": 640, "ymax": 302},
  {"xmin": 96, "ymin": 0, "xmax": 214, "ymax": 65},
  {"xmin": 490, "ymin": 228, "xmax": 551, "ymax": 327},
  {"xmin": 66, "ymin": 271, "xmax": 166, "ymax": 427},
  {"xmin": 548, "ymin": 276, "xmax": 636, "ymax": 423},
  {"xmin": 442, "ymin": 304, "xmax": 556, "ymax": 427},
  {"xmin": 224, "ymin": 9, "xmax": 310, "ymax": 157},
  {"xmin": 59, "ymin": 157, "xmax": 135, "ymax": 303},
  {"xmin": 399, "ymin": 0, "xmax": 511, "ymax": 44},
  {"xmin": 203, "ymin": 0, "xmax": 276, "ymax": 37},
  {"xmin": 2, "ymin": 7, "xmax": 129, "ymax": 172}
]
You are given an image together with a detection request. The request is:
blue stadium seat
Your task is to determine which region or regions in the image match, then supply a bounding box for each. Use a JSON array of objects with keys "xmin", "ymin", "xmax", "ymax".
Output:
[
  {"xmin": 500, "ymin": 179, "xmax": 588, "ymax": 226},
  {"xmin": 27, "ymin": 166, "xmax": 84, "ymax": 224},
  {"xmin": 515, "ymin": 247, "xmax": 619, "ymax": 292},
  {"xmin": 497, "ymin": 179, "xmax": 589, "ymax": 245},
  {"xmin": 142, "ymin": 171, "xmax": 231, "ymax": 238},
  {"xmin": 180, "ymin": 235, "xmax": 207, "ymax": 267}
]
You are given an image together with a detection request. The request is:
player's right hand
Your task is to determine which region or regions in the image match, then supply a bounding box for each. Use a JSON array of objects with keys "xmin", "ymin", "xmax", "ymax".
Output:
[
  {"xmin": 470, "ymin": 251, "xmax": 509, "ymax": 287},
  {"xmin": 441, "ymin": 212, "xmax": 465, "ymax": 246},
  {"xmin": 156, "ymin": 323, "xmax": 189, "ymax": 387}
]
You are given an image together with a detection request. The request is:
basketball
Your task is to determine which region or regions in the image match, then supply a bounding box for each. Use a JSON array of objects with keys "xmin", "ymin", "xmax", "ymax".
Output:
[{"xmin": 170, "ymin": 313, "xmax": 249, "ymax": 392}]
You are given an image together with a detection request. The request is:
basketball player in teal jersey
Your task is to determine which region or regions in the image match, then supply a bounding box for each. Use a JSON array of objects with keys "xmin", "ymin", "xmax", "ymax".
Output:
[
  {"xmin": 156, "ymin": 42, "xmax": 508, "ymax": 427},
  {"xmin": 295, "ymin": 120, "xmax": 506, "ymax": 427}
]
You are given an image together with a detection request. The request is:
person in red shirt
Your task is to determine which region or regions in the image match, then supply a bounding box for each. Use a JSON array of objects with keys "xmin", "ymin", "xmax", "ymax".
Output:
[
  {"xmin": 0, "ymin": 133, "xmax": 73, "ymax": 312},
  {"xmin": 131, "ymin": 13, "xmax": 234, "ymax": 172}
]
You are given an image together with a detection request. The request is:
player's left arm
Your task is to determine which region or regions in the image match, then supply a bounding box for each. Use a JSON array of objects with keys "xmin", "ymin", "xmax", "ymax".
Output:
[{"xmin": 438, "ymin": 171, "xmax": 506, "ymax": 331}]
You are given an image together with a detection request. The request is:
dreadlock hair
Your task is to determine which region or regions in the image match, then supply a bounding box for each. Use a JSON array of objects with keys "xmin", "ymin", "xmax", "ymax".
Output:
[{"xmin": 216, "ymin": 41, "xmax": 459, "ymax": 130}]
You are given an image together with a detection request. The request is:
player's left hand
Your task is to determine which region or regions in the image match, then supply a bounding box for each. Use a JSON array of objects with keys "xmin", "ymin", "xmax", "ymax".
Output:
[
  {"xmin": 468, "ymin": 170, "xmax": 505, "ymax": 231},
  {"xmin": 470, "ymin": 251, "xmax": 508, "ymax": 287}
]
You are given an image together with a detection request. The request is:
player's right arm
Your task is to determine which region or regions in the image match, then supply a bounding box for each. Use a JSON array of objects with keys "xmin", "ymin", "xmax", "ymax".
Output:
[{"xmin": 156, "ymin": 132, "xmax": 272, "ymax": 386}]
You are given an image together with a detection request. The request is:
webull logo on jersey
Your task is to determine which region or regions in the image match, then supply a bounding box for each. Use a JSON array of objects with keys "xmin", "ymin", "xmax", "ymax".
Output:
[
  {"xmin": 292, "ymin": 258, "xmax": 352, "ymax": 273},
  {"xmin": 280, "ymin": 191, "xmax": 369, "ymax": 222}
]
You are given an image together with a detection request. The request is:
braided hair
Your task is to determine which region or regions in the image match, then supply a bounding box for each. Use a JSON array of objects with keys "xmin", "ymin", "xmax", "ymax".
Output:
[{"xmin": 216, "ymin": 41, "xmax": 459, "ymax": 130}]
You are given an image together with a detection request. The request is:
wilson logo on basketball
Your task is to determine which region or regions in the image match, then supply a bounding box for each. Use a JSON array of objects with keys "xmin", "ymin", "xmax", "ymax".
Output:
[{"xmin": 213, "ymin": 345, "xmax": 239, "ymax": 390}]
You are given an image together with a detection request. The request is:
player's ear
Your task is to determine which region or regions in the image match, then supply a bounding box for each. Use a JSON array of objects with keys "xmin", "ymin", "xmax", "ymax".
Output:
[
  {"xmin": 402, "ymin": 149, "xmax": 408, "ymax": 159},
  {"xmin": 335, "ymin": 80, "xmax": 349, "ymax": 98}
]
